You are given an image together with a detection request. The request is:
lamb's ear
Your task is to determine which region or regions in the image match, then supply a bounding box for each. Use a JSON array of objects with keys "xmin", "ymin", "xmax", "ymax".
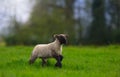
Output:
[
  {"xmin": 65, "ymin": 34, "xmax": 69, "ymax": 38},
  {"xmin": 53, "ymin": 34, "xmax": 58, "ymax": 38}
]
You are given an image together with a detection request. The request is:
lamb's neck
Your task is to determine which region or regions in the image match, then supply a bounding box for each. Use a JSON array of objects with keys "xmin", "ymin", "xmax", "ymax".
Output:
[
  {"xmin": 54, "ymin": 39, "xmax": 62, "ymax": 51},
  {"xmin": 54, "ymin": 39, "xmax": 61, "ymax": 45},
  {"xmin": 50, "ymin": 39, "xmax": 62, "ymax": 49}
]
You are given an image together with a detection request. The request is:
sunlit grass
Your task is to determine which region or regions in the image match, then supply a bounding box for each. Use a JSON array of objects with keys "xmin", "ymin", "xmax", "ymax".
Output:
[{"xmin": 0, "ymin": 45, "xmax": 120, "ymax": 77}]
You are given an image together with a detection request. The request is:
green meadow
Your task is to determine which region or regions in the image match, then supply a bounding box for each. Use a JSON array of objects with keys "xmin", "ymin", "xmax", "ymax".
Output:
[{"xmin": 0, "ymin": 45, "xmax": 120, "ymax": 77}]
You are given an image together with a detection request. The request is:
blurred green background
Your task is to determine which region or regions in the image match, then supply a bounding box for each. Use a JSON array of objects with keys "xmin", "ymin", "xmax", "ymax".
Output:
[{"xmin": 0, "ymin": 0, "xmax": 120, "ymax": 46}]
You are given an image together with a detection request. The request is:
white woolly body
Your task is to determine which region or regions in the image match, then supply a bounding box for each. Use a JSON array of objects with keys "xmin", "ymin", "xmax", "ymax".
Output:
[{"xmin": 32, "ymin": 39, "xmax": 62, "ymax": 58}]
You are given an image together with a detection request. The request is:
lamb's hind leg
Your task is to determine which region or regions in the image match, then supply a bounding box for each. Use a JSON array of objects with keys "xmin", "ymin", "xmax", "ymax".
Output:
[
  {"xmin": 41, "ymin": 58, "xmax": 47, "ymax": 67},
  {"xmin": 29, "ymin": 55, "xmax": 37, "ymax": 64}
]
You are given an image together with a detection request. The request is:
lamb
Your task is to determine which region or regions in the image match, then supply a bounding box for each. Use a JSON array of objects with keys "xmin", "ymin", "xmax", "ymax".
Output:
[{"xmin": 29, "ymin": 34, "xmax": 68, "ymax": 68}]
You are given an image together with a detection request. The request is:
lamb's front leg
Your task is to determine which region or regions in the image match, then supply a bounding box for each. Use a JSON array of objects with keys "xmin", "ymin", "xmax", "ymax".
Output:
[
  {"xmin": 59, "ymin": 55, "xmax": 63, "ymax": 61},
  {"xmin": 54, "ymin": 55, "xmax": 62, "ymax": 68}
]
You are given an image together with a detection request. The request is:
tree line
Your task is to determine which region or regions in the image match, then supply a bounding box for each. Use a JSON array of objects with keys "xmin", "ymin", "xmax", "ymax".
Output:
[{"xmin": 3, "ymin": 0, "xmax": 120, "ymax": 45}]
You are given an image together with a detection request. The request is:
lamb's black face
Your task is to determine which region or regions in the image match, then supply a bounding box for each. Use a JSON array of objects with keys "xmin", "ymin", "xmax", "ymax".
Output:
[
  {"xmin": 57, "ymin": 35, "xmax": 66, "ymax": 44},
  {"xmin": 54, "ymin": 34, "xmax": 68, "ymax": 45}
]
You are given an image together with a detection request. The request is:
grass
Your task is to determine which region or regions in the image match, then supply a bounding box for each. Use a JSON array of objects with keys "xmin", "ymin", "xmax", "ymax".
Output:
[{"xmin": 0, "ymin": 45, "xmax": 120, "ymax": 77}]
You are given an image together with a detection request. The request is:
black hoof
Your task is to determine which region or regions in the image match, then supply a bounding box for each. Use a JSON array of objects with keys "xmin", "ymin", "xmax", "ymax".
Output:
[
  {"xmin": 55, "ymin": 62, "xmax": 62, "ymax": 68},
  {"xmin": 29, "ymin": 60, "xmax": 33, "ymax": 65}
]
